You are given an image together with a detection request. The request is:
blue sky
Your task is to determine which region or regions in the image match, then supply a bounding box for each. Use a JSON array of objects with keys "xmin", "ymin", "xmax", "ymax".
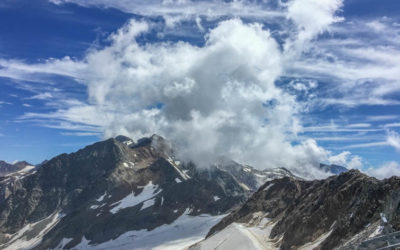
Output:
[{"xmin": 0, "ymin": 0, "xmax": 399, "ymax": 178}]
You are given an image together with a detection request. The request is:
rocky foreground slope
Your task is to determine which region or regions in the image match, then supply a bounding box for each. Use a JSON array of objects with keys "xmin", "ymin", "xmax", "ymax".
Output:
[
  {"xmin": 192, "ymin": 170, "xmax": 400, "ymax": 250},
  {"xmin": 0, "ymin": 135, "xmax": 295, "ymax": 249}
]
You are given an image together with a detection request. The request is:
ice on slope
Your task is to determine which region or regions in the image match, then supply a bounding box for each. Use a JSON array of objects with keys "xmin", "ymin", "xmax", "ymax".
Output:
[
  {"xmin": 123, "ymin": 140, "xmax": 134, "ymax": 146},
  {"xmin": 141, "ymin": 198, "xmax": 156, "ymax": 210},
  {"xmin": 96, "ymin": 192, "xmax": 107, "ymax": 202},
  {"xmin": 1, "ymin": 212, "xmax": 64, "ymax": 250},
  {"xmin": 56, "ymin": 238, "xmax": 73, "ymax": 249},
  {"xmin": 193, "ymin": 222, "xmax": 275, "ymax": 250},
  {"xmin": 194, "ymin": 213, "xmax": 334, "ymax": 250},
  {"xmin": 122, "ymin": 162, "xmax": 135, "ymax": 169},
  {"xmin": 110, "ymin": 181, "xmax": 161, "ymax": 214},
  {"xmin": 167, "ymin": 157, "xmax": 190, "ymax": 180},
  {"xmin": 263, "ymin": 183, "xmax": 274, "ymax": 191},
  {"xmin": 298, "ymin": 229, "xmax": 333, "ymax": 250},
  {"xmin": 73, "ymin": 209, "xmax": 225, "ymax": 250}
]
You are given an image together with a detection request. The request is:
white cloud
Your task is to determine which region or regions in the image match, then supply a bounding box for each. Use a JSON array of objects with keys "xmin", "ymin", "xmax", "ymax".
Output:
[
  {"xmin": 387, "ymin": 130, "xmax": 400, "ymax": 151},
  {"xmin": 284, "ymin": 0, "xmax": 343, "ymax": 54},
  {"xmin": 287, "ymin": 18, "xmax": 400, "ymax": 108},
  {"xmin": 367, "ymin": 115, "xmax": 399, "ymax": 121},
  {"xmin": 49, "ymin": 0, "xmax": 285, "ymax": 26},
  {"xmin": 328, "ymin": 151, "xmax": 362, "ymax": 169},
  {"xmin": 384, "ymin": 123, "xmax": 400, "ymax": 128},
  {"xmin": 11, "ymin": 17, "xmax": 343, "ymax": 179},
  {"xmin": 366, "ymin": 161, "xmax": 400, "ymax": 180},
  {"xmin": 347, "ymin": 123, "xmax": 371, "ymax": 128},
  {"xmin": 27, "ymin": 92, "xmax": 54, "ymax": 100},
  {"xmin": 344, "ymin": 141, "xmax": 388, "ymax": 149},
  {"xmin": 0, "ymin": 57, "xmax": 85, "ymax": 83}
]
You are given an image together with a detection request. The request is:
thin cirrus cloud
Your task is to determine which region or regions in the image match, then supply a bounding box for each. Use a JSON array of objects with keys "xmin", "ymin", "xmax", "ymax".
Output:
[
  {"xmin": 0, "ymin": 0, "xmax": 399, "ymax": 178},
  {"xmin": 49, "ymin": 0, "xmax": 286, "ymax": 24}
]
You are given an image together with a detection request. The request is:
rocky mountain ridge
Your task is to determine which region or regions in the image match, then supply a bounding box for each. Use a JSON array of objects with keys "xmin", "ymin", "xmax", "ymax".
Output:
[
  {"xmin": 192, "ymin": 169, "xmax": 400, "ymax": 250},
  {"xmin": 0, "ymin": 135, "xmax": 296, "ymax": 249}
]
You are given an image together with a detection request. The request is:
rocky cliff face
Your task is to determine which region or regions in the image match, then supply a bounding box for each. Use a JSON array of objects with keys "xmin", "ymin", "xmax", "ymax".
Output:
[
  {"xmin": 0, "ymin": 135, "xmax": 295, "ymax": 249},
  {"xmin": 198, "ymin": 170, "xmax": 400, "ymax": 250}
]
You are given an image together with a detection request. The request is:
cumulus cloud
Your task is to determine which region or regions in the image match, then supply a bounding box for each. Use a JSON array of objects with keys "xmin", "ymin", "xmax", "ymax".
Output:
[
  {"xmin": 285, "ymin": 0, "xmax": 343, "ymax": 53},
  {"xmin": 366, "ymin": 161, "xmax": 400, "ymax": 180},
  {"xmin": 73, "ymin": 19, "xmax": 323, "ymax": 174},
  {"xmin": 328, "ymin": 151, "xmax": 362, "ymax": 169},
  {"xmin": 10, "ymin": 16, "xmax": 342, "ymax": 179},
  {"xmin": 3, "ymin": 0, "xmax": 400, "ymax": 179}
]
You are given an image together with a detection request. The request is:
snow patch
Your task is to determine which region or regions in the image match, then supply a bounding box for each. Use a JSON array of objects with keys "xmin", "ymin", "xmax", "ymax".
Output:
[
  {"xmin": 96, "ymin": 192, "xmax": 107, "ymax": 202},
  {"xmin": 298, "ymin": 229, "xmax": 333, "ymax": 250},
  {"xmin": 369, "ymin": 225, "xmax": 384, "ymax": 238},
  {"xmin": 141, "ymin": 198, "xmax": 156, "ymax": 210},
  {"xmin": 110, "ymin": 181, "xmax": 161, "ymax": 214},
  {"xmin": 73, "ymin": 209, "xmax": 225, "ymax": 250},
  {"xmin": 122, "ymin": 162, "xmax": 135, "ymax": 168},
  {"xmin": 213, "ymin": 196, "xmax": 220, "ymax": 201},
  {"xmin": 167, "ymin": 157, "xmax": 191, "ymax": 180},
  {"xmin": 1, "ymin": 212, "xmax": 64, "ymax": 250},
  {"xmin": 263, "ymin": 183, "xmax": 274, "ymax": 191},
  {"xmin": 56, "ymin": 238, "xmax": 73, "ymax": 249},
  {"xmin": 193, "ymin": 223, "xmax": 273, "ymax": 250},
  {"xmin": 123, "ymin": 140, "xmax": 134, "ymax": 146},
  {"xmin": 175, "ymin": 178, "xmax": 182, "ymax": 183}
]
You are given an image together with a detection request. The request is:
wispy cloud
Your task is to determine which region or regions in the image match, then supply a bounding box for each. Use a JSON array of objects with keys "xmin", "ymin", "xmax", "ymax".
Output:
[
  {"xmin": 60, "ymin": 131, "xmax": 101, "ymax": 136},
  {"xmin": 344, "ymin": 141, "xmax": 389, "ymax": 149},
  {"xmin": 303, "ymin": 125, "xmax": 382, "ymax": 133},
  {"xmin": 49, "ymin": 0, "xmax": 285, "ymax": 26},
  {"xmin": 347, "ymin": 123, "xmax": 371, "ymax": 128},
  {"xmin": 27, "ymin": 92, "xmax": 54, "ymax": 100},
  {"xmin": 384, "ymin": 123, "xmax": 400, "ymax": 128},
  {"xmin": 387, "ymin": 130, "xmax": 400, "ymax": 151},
  {"xmin": 366, "ymin": 115, "xmax": 399, "ymax": 121}
]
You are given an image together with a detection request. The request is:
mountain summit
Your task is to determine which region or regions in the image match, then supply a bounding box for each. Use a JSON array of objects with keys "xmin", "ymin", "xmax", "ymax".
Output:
[{"xmin": 0, "ymin": 135, "xmax": 294, "ymax": 249}]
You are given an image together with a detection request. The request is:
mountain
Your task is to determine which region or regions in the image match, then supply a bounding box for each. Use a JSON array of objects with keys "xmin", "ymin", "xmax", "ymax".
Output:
[
  {"xmin": 0, "ymin": 160, "xmax": 34, "ymax": 176},
  {"xmin": 213, "ymin": 159, "xmax": 299, "ymax": 192},
  {"xmin": 0, "ymin": 135, "xmax": 295, "ymax": 249},
  {"xmin": 319, "ymin": 163, "xmax": 348, "ymax": 175},
  {"xmin": 192, "ymin": 170, "xmax": 400, "ymax": 250}
]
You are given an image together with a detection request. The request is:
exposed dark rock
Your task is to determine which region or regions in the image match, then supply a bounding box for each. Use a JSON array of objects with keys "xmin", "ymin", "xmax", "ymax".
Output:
[
  {"xmin": 319, "ymin": 163, "xmax": 348, "ymax": 175},
  {"xmin": 0, "ymin": 135, "xmax": 269, "ymax": 249},
  {"xmin": 207, "ymin": 170, "xmax": 400, "ymax": 249}
]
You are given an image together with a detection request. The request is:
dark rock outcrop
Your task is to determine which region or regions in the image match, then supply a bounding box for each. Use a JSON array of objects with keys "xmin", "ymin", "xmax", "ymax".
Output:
[
  {"xmin": 0, "ymin": 136, "xmax": 255, "ymax": 249},
  {"xmin": 207, "ymin": 170, "xmax": 400, "ymax": 249}
]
